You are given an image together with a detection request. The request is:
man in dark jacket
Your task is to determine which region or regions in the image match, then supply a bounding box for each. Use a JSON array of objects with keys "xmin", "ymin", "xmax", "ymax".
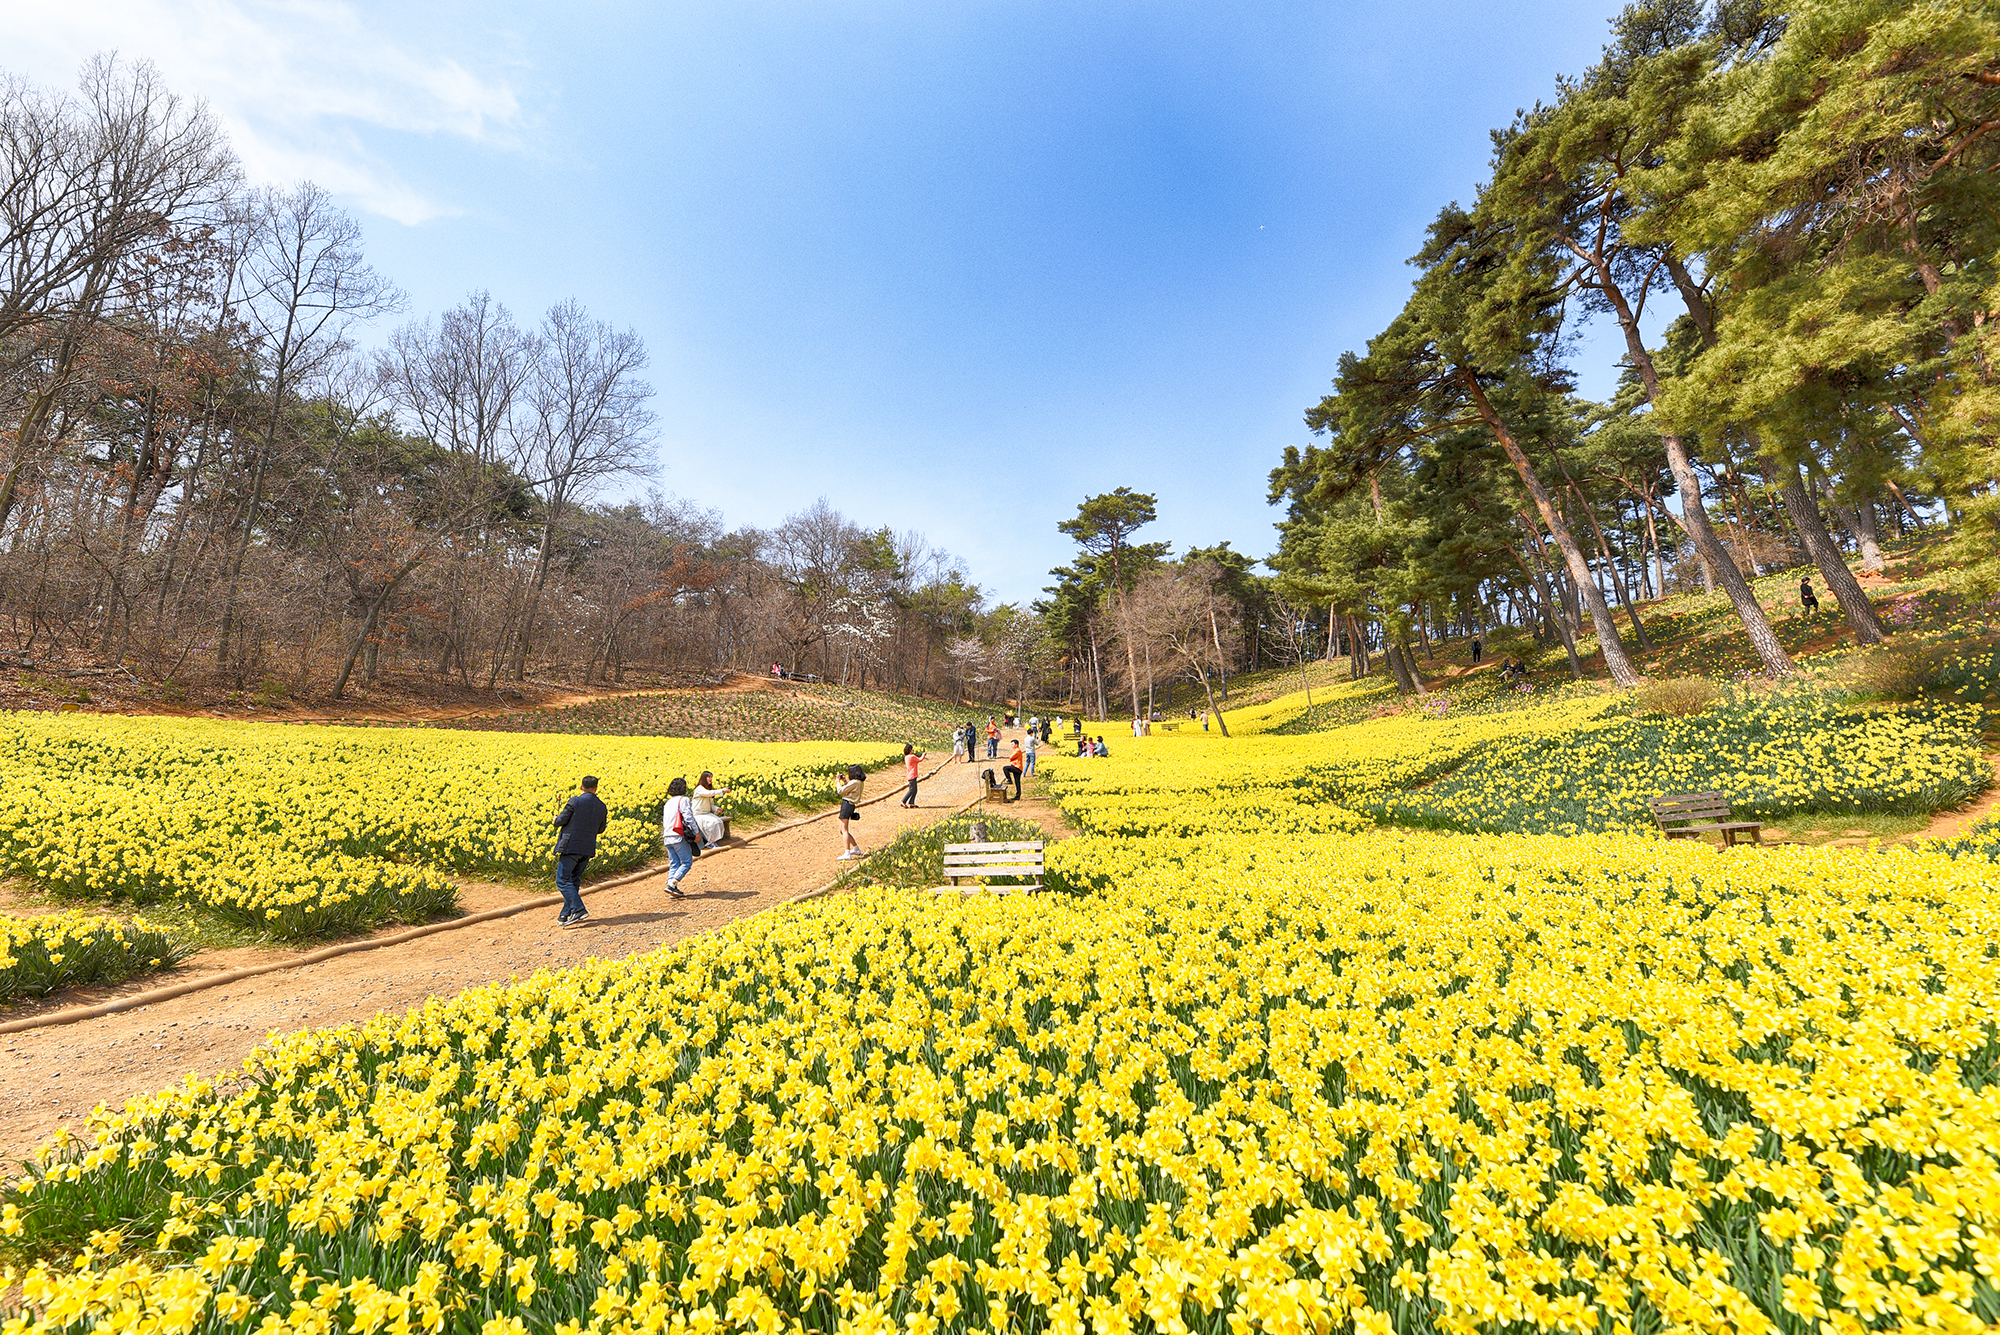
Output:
[{"xmin": 552, "ymin": 775, "xmax": 607, "ymax": 927}]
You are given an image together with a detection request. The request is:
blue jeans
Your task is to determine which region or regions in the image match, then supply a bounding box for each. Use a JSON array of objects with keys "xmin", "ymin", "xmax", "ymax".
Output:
[
  {"xmin": 666, "ymin": 839, "xmax": 693, "ymax": 885},
  {"xmin": 987, "ymin": 737, "xmax": 998, "ymax": 758},
  {"xmin": 556, "ymin": 853, "xmax": 591, "ymax": 919},
  {"xmin": 1025, "ymin": 752, "xmax": 1036, "ymax": 776}
]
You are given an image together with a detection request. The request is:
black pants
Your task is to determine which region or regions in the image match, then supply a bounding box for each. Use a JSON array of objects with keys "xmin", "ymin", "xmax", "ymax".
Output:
[
  {"xmin": 1003, "ymin": 765, "xmax": 1023, "ymax": 799},
  {"xmin": 1471, "ymin": 643, "xmax": 1481, "ymax": 664},
  {"xmin": 903, "ymin": 777, "xmax": 919, "ymax": 806}
]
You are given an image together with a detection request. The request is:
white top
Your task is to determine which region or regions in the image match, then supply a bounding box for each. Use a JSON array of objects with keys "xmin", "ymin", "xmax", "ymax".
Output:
[
  {"xmin": 662, "ymin": 795, "xmax": 698, "ymax": 844},
  {"xmin": 836, "ymin": 776, "xmax": 864, "ymax": 802},
  {"xmin": 692, "ymin": 784, "xmax": 723, "ymax": 815}
]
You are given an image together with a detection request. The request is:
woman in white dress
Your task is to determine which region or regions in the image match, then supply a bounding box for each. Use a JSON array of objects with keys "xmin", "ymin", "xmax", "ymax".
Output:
[{"xmin": 692, "ymin": 770, "xmax": 731, "ymax": 850}]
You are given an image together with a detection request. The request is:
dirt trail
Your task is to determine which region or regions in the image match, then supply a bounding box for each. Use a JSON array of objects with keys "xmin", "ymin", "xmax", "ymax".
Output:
[
  {"xmin": 0, "ymin": 742, "xmax": 1025, "ymax": 1168},
  {"xmin": 1919, "ymin": 754, "xmax": 2000, "ymax": 842}
]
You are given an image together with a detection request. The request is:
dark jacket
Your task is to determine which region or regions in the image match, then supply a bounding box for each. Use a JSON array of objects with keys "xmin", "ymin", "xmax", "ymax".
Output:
[{"xmin": 553, "ymin": 792, "xmax": 608, "ymax": 857}]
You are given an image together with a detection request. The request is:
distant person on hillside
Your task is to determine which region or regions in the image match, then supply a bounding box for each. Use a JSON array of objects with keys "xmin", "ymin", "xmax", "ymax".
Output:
[
  {"xmin": 836, "ymin": 765, "xmax": 866, "ymax": 860},
  {"xmin": 692, "ymin": 771, "xmax": 730, "ymax": 850},
  {"xmin": 899, "ymin": 743, "xmax": 924, "ymax": 808},
  {"xmin": 1800, "ymin": 576, "xmax": 1821, "ymax": 615},
  {"xmin": 1039, "ymin": 716, "xmax": 1052, "ymax": 744},
  {"xmin": 1004, "ymin": 739, "xmax": 1025, "ymax": 799},
  {"xmin": 951, "ymin": 727, "xmax": 967, "ymax": 764},
  {"xmin": 963, "ymin": 722, "xmax": 979, "ymax": 762},
  {"xmin": 1024, "ymin": 730, "xmax": 1038, "ymax": 776},
  {"xmin": 661, "ymin": 777, "xmax": 699, "ymax": 899},
  {"xmin": 986, "ymin": 717, "xmax": 1000, "ymax": 759},
  {"xmin": 552, "ymin": 775, "xmax": 607, "ymax": 928},
  {"xmin": 771, "ymin": 662, "xmax": 782, "ymax": 678},
  {"xmin": 1470, "ymin": 637, "xmax": 1482, "ymax": 665}
]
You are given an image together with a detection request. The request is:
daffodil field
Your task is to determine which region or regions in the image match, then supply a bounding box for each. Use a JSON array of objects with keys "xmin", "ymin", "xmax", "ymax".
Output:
[
  {"xmin": 0, "ymin": 912, "xmax": 186, "ymax": 1003},
  {"xmin": 8, "ymin": 830, "xmax": 2000, "ymax": 1334},
  {"xmin": 4, "ymin": 664, "xmax": 1997, "ymax": 1333},
  {"xmin": 0, "ymin": 714, "xmax": 898, "ymax": 937}
]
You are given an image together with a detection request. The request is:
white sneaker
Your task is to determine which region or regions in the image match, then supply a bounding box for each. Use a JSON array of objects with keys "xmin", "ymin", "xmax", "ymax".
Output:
[{"xmin": 839, "ymin": 850, "xmax": 860, "ymax": 860}]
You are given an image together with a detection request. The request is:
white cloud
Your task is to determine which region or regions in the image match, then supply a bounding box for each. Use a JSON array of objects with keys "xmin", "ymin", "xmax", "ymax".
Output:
[{"xmin": 0, "ymin": 0, "xmax": 527, "ymax": 224}]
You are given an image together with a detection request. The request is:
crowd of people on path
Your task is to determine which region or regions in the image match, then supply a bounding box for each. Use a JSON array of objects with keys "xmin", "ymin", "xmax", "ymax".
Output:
[
  {"xmin": 550, "ymin": 711, "xmax": 1067, "ymax": 924},
  {"xmin": 551, "ymin": 768, "xmax": 742, "ymax": 928}
]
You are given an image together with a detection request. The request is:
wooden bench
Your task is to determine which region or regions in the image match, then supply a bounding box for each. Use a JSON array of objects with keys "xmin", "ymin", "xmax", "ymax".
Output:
[
  {"xmin": 939, "ymin": 841, "xmax": 1045, "ymax": 894},
  {"xmin": 980, "ymin": 768, "xmax": 1015, "ymax": 803},
  {"xmin": 1649, "ymin": 792, "xmax": 1763, "ymax": 846}
]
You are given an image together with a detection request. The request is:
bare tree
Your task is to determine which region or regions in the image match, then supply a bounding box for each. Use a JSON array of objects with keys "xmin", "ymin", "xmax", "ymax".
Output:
[
  {"xmin": 508, "ymin": 299, "xmax": 656, "ymax": 679},
  {"xmin": 1138, "ymin": 559, "xmax": 1240, "ymax": 737},
  {"xmin": 214, "ymin": 181, "xmax": 400, "ymax": 671},
  {"xmin": 0, "ymin": 55, "xmax": 237, "ymax": 531}
]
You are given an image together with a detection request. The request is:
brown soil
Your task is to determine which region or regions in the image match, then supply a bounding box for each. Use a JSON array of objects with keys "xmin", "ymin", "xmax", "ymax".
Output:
[{"xmin": 0, "ymin": 746, "xmax": 1027, "ymax": 1170}]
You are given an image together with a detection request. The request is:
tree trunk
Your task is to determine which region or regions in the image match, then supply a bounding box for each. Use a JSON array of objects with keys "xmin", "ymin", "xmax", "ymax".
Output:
[
  {"xmin": 1088, "ymin": 621, "xmax": 1107, "ymax": 722},
  {"xmin": 1564, "ymin": 471, "xmax": 1649, "ymax": 650},
  {"xmin": 1774, "ymin": 462, "xmax": 1887, "ymax": 644},
  {"xmin": 1592, "ymin": 246, "xmax": 1794, "ymax": 676},
  {"xmin": 332, "ymin": 555, "xmax": 424, "ymax": 698},
  {"xmin": 1464, "ymin": 375, "xmax": 1640, "ymax": 685},
  {"xmin": 511, "ymin": 513, "xmax": 559, "ymax": 681},
  {"xmin": 1510, "ymin": 537, "xmax": 1582, "ymax": 680},
  {"xmin": 1190, "ymin": 656, "xmax": 1231, "ymax": 737}
]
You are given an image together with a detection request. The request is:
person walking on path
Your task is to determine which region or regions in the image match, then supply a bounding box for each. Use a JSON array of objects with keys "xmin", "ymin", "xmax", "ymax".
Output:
[
  {"xmin": 985, "ymin": 717, "xmax": 1000, "ymax": 759},
  {"xmin": 951, "ymin": 727, "xmax": 967, "ymax": 764},
  {"xmin": 1800, "ymin": 576, "xmax": 1821, "ymax": 615},
  {"xmin": 1470, "ymin": 637, "xmax": 1482, "ymax": 665},
  {"xmin": 899, "ymin": 743, "xmax": 924, "ymax": 808},
  {"xmin": 1004, "ymin": 739, "xmax": 1025, "ymax": 800},
  {"xmin": 552, "ymin": 775, "xmax": 607, "ymax": 928},
  {"xmin": 1024, "ymin": 730, "xmax": 1037, "ymax": 777},
  {"xmin": 1040, "ymin": 716, "xmax": 1052, "ymax": 744},
  {"xmin": 836, "ymin": 765, "xmax": 866, "ymax": 860},
  {"xmin": 963, "ymin": 722, "xmax": 979, "ymax": 762},
  {"xmin": 661, "ymin": 777, "xmax": 699, "ymax": 899},
  {"xmin": 691, "ymin": 771, "xmax": 730, "ymax": 851}
]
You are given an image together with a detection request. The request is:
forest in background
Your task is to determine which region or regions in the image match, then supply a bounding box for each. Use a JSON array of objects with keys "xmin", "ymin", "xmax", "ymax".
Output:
[
  {"xmin": 0, "ymin": 57, "xmax": 1002, "ymax": 706},
  {"xmin": 4, "ymin": 0, "xmax": 1996, "ymax": 717},
  {"xmin": 1035, "ymin": 0, "xmax": 1999, "ymax": 717}
]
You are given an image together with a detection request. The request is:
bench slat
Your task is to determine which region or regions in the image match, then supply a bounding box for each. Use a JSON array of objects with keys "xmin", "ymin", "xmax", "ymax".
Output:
[{"xmin": 942, "ymin": 842, "xmax": 1046, "ymax": 853}]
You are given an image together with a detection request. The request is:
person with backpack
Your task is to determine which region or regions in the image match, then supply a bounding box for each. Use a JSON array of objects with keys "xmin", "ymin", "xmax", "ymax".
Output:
[
  {"xmin": 552, "ymin": 775, "xmax": 608, "ymax": 928},
  {"xmin": 661, "ymin": 777, "xmax": 699, "ymax": 899}
]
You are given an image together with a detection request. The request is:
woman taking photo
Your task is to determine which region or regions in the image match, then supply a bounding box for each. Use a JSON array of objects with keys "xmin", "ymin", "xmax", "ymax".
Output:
[{"xmin": 836, "ymin": 765, "xmax": 866, "ymax": 860}]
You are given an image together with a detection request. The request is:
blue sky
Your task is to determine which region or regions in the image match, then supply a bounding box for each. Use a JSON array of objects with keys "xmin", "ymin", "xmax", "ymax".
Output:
[{"xmin": 4, "ymin": 0, "xmax": 1635, "ymax": 604}]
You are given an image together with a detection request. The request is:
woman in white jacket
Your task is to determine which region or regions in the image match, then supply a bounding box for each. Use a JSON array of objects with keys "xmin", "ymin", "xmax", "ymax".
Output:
[
  {"xmin": 661, "ymin": 776, "xmax": 699, "ymax": 898},
  {"xmin": 691, "ymin": 771, "xmax": 730, "ymax": 850}
]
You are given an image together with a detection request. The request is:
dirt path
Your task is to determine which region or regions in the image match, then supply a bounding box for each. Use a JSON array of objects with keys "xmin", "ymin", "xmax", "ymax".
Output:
[
  {"xmin": 0, "ymin": 744, "xmax": 1018, "ymax": 1169},
  {"xmin": 1919, "ymin": 754, "xmax": 2000, "ymax": 841}
]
